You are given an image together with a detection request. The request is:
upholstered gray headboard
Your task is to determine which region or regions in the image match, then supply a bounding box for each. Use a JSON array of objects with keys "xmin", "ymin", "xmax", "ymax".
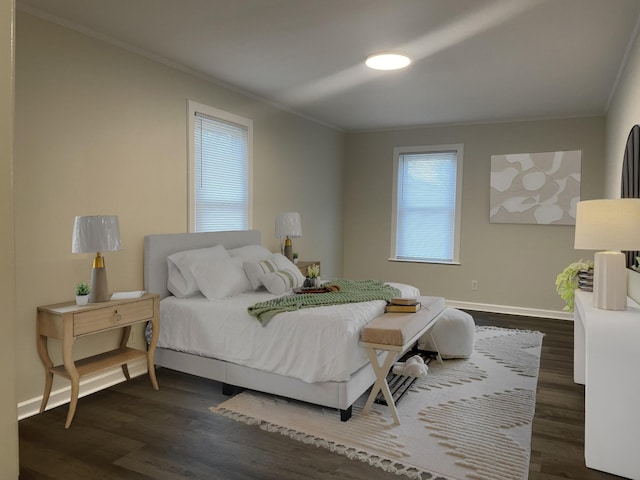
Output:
[{"xmin": 143, "ymin": 230, "xmax": 261, "ymax": 299}]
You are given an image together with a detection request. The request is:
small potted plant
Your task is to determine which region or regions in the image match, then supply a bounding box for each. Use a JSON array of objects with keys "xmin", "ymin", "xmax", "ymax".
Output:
[
  {"xmin": 292, "ymin": 252, "xmax": 299, "ymax": 264},
  {"xmin": 303, "ymin": 264, "xmax": 320, "ymax": 288},
  {"xmin": 75, "ymin": 281, "xmax": 90, "ymax": 306},
  {"xmin": 555, "ymin": 259, "xmax": 593, "ymax": 312}
]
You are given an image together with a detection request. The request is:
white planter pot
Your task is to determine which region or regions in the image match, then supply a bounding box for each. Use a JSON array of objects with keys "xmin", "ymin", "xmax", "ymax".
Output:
[{"xmin": 76, "ymin": 295, "xmax": 89, "ymax": 306}]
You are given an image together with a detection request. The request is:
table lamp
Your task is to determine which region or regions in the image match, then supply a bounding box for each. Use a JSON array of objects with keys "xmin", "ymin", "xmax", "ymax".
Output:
[
  {"xmin": 574, "ymin": 199, "xmax": 640, "ymax": 310},
  {"xmin": 72, "ymin": 215, "xmax": 122, "ymax": 303},
  {"xmin": 275, "ymin": 212, "xmax": 302, "ymax": 261}
]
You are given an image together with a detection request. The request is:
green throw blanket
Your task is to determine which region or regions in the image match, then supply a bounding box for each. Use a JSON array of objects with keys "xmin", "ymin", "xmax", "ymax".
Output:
[{"xmin": 248, "ymin": 279, "xmax": 401, "ymax": 326}]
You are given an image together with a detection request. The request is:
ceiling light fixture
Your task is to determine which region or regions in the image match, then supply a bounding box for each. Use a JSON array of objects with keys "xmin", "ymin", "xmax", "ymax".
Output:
[{"xmin": 365, "ymin": 52, "xmax": 411, "ymax": 71}]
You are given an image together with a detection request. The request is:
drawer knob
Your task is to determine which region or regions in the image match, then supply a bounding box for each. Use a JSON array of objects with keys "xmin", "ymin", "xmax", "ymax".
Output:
[{"xmin": 113, "ymin": 310, "xmax": 122, "ymax": 323}]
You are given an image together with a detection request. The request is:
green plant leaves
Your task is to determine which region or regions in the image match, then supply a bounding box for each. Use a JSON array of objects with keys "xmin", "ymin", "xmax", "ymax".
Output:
[{"xmin": 555, "ymin": 260, "xmax": 593, "ymax": 311}]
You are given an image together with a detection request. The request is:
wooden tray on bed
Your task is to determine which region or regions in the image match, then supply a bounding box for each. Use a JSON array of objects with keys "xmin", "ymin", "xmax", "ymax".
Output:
[{"xmin": 293, "ymin": 285, "xmax": 340, "ymax": 294}]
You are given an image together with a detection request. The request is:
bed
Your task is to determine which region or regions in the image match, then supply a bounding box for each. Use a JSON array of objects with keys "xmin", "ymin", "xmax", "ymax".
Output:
[{"xmin": 143, "ymin": 230, "xmax": 445, "ymax": 420}]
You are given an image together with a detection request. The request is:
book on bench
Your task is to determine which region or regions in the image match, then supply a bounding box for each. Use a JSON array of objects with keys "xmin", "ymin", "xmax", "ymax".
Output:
[
  {"xmin": 385, "ymin": 302, "xmax": 421, "ymax": 313},
  {"xmin": 389, "ymin": 297, "xmax": 418, "ymax": 306}
]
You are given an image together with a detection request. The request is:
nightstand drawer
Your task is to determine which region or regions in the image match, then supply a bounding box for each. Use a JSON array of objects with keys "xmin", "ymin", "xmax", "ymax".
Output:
[{"xmin": 74, "ymin": 299, "xmax": 153, "ymax": 336}]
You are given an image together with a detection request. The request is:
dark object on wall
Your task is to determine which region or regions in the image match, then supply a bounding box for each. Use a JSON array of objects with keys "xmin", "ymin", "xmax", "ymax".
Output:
[{"xmin": 621, "ymin": 124, "xmax": 640, "ymax": 268}]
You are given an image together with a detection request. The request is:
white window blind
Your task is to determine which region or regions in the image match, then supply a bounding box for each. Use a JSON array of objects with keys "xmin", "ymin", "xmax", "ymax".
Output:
[
  {"xmin": 392, "ymin": 145, "xmax": 463, "ymax": 263},
  {"xmin": 189, "ymin": 102, "xmax": 252, "ymax": 232}
]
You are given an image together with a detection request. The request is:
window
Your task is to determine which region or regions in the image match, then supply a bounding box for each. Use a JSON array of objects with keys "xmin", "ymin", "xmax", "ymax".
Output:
[
  {"xmin": 188, "ymin": 100, "xmax": 253, "ymax": 232},
  {"xmin": 391, "ymin": 144, "xmax": 463, "ymax": 264}
]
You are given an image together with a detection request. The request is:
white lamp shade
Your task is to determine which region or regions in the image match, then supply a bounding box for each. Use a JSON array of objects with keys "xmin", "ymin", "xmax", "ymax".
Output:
[
  {"xmin": 574, "ymin": 199, "xmax": 640, "ymax": 251},
  {"xmin": 275, "ymin": 212, "xmax": 302, "ymax": 238},
  {"xmin": 72, "ymin": 215, "xmax": 122, "ymax": 253}
]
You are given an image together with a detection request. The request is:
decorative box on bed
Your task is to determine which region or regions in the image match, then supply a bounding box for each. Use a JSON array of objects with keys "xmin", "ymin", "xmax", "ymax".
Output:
[{"xmin": 143, "ymin": 230, "xmax": 439, "ymax": 420}]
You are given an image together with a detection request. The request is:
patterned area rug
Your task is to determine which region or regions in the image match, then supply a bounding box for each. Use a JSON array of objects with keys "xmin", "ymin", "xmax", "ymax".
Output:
[{"xmin": 211, "ymin": 326, "xmax": 543, "ymax": 480}]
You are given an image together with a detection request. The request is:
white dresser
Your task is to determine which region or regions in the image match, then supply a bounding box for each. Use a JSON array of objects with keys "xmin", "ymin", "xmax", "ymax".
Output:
[{"xmin": 574, "ymin": 289, "xmax": 640, "ymax": 479}]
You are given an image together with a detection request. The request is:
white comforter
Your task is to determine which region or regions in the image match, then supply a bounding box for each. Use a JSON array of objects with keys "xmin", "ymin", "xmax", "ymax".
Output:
[{"xmin": 157, "ymin": 282, "xmax": 420, "ymax": 383}]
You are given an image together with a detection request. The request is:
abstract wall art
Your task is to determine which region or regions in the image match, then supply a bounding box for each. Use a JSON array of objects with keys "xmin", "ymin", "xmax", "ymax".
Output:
[{"xmin": 490, "ymin": 150, "xmax": 581, "ymax": 225}]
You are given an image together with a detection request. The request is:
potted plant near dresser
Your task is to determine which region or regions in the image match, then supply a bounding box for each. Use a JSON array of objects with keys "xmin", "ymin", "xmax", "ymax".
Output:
[
  {"xmin": 75, "ymin": 281, "xmax": 90, "ymax": 306},
  {"xmin": 555, "ymin": 259, "xmax": 593, "ymax": 311}
]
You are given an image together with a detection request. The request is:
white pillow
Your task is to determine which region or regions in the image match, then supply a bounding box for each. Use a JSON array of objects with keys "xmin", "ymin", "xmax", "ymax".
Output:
[
  {"xmin": 228, "ymin": 244, "xmax": 272, "ymax": 262},
  {"xmin": 244, "ymin": 253, "xmax": 305, "ymax": 290},
  {"xmin": 167, "ymin": 244, "xmax": 229, "ymax": 298},
  {"xmin": 190, "ymin": 256, "xmax": 252, "ymax": 301},
  {"xmin": 260, "ymin": 268, "xmax": 305, "ymax": 295}
]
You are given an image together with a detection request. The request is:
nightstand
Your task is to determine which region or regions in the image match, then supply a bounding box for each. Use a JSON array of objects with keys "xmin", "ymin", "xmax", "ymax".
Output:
[
  {"xmin": 296, "ymin": 260, "xmax": 320, "ymax": 278},
  {"xmin": 36, "ymin": 293, "xmax": 160, "ymax": 428}
]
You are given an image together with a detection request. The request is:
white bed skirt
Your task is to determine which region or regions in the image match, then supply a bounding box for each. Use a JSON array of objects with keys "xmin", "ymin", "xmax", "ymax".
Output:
[{"xmin": 154, "ymin": 347, "xmax": 377, "ymax": 411}]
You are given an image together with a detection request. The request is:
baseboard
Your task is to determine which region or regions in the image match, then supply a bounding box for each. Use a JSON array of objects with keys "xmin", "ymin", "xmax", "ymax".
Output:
[
  {"xmin": 445, "ymin": 300, "xmax": 573, "ymax": 321},
  {"xmin": 18, "ymin": 359, "xmax": 148, "ymax": 420}
]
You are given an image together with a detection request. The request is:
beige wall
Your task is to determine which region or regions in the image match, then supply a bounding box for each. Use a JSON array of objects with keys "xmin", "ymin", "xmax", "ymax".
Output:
[
  {"xmin": 1, "ymin": 0, "xmax": 19, "ymax": 476},
  {"xmin": 14, "ymin": 12, "xmax": 344, "ymax": 403},
  {"xmin": 344, "ymin": 118, "xmax": 604, "ymax": 314},
  {"xmin": 605, "ymin": 29, "xmax": 640, "ymax": 198}
]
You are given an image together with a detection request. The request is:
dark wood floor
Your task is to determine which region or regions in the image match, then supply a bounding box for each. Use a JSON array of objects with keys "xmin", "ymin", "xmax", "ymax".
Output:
[{"xmin": 19, "ymin": 311, "xmax": 626, "ymax": 480}]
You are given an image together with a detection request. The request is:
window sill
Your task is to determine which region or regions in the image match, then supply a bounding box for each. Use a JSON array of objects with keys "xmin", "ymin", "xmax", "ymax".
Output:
[{"xmin": 388, "ymin": 258, "xmax": 461, "ymax": 266}]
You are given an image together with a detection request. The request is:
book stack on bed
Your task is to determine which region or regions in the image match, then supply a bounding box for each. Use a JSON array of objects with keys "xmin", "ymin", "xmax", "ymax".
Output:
[{"xmin": 385, "ymin": 298, "xmax": 421, "ymax": 313}]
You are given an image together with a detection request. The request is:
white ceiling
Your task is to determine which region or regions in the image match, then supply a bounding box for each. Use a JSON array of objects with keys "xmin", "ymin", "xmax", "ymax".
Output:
[{"xmin": 17, "ymin": 0, "xmax": 640, "ymax": 131}]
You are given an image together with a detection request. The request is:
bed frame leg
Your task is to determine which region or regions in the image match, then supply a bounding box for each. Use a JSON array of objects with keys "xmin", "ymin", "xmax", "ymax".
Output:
[{"xmin": 340, "ymin": 406, "xmax": 352, "ymax": 422}]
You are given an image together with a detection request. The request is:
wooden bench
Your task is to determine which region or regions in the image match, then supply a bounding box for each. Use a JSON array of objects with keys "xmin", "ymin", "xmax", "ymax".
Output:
[{"xmin": 360, "ymin": 296, "xmax": 445, "ymax": 424}]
